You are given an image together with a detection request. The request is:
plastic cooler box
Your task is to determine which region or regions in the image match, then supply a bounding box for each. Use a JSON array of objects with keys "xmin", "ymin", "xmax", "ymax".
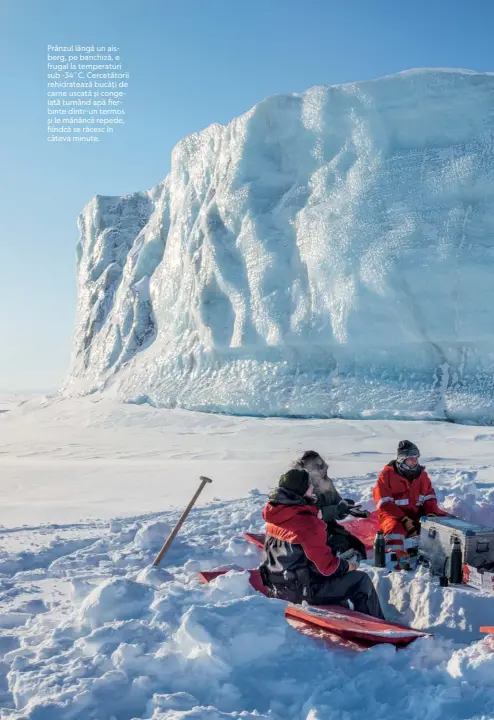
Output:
[{"xmin": 419, "ymin": 516, "xmax": 494, "ymax": 575}]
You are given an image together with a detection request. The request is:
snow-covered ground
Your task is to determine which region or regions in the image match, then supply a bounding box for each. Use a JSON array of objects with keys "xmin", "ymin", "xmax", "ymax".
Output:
[
  {"xmin": 0, "ymin": 396, "xmax": 32, "ymax": 414},
  {"xmin": 1, "ymin": 396, "xmax": 494, "ymax": 719}
]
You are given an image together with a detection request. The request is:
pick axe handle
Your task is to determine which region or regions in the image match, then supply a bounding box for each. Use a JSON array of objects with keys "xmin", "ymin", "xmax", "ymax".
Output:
[{"xmin": 152, "ymin": 476, "xmax": 213, "ymax": 567}]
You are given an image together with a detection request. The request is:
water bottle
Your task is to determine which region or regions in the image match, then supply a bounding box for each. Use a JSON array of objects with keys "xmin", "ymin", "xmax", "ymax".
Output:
[
  {"xmin": 373, "ymin": 530, "xmax": 386, "ymax": 568},
  {"xmin": 449, "ymin": 537, "xmax": 463, "ymax": 585}
]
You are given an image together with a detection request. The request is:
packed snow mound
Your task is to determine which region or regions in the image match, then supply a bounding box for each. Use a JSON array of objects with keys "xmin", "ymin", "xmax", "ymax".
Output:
[
  {"xmin": 133, "ymin": 521, "xmax": 171, "ymax": 551},
  {"xmin": 66, "ymin": 69, "xmax": 494, "ymax": 422},
  {"xmin": 78, "ymin": 577, "xmax": 154, "ymax": 629},
  {"xmin": 2, "ymin": 482, "xmax": 494, "ymax": 719}
]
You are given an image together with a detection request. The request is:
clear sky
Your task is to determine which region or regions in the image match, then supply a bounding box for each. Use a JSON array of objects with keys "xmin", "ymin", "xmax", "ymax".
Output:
[{"xmin": 1, "ymin": 0, "xmax": 493, "ymax": 392}]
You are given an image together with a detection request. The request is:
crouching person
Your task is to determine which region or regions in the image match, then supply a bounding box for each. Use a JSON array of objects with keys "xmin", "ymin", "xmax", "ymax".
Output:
[
  {"xmin": 373, "ymin": 440, "xmax": 449, "ymax": 552},
  {"xmin": 260, "ymin": 468, "xmax": 384, "ymax": 619}
]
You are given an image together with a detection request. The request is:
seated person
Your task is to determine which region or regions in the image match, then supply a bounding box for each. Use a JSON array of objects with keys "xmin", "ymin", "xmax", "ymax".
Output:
[
  {"xmin": 373, "ymin": 440, "xmax": 449, "ymax": 551},
  {"xmin": 260, "ymin": 467, "xmax": 384, "ymax": 619},
  {"xmin": 294, "ymin": 450, "xmax": 369, "ymax": 561}
]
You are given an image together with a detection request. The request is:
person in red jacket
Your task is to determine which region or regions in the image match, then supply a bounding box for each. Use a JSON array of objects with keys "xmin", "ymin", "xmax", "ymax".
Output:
[
  {"xmin": 373, "ymin": 440, "xmax": 449, "ymax": 551},
  {"xmin": 260, "ymin": 468, "xmax": 384, "ymax": 618}
]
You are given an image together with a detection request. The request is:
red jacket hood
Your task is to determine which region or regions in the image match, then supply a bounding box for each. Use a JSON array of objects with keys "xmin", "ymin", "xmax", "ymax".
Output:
[
  {"xmin": 261, "ymin": 501, "xmax": 340, "ymax": 577},
  {"xmin": 262, "ymin": 502, "xmax": 318, "ymax": 525}
]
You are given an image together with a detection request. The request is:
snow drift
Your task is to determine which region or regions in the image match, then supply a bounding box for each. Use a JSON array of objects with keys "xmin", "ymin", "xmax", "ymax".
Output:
[
  {"xmin": 66, "ymin": 69, "xmax": 494, "ymax": 422},
  {"xmin": 3, "ymin": 489, "xmax": 494, "ymax": 720}
]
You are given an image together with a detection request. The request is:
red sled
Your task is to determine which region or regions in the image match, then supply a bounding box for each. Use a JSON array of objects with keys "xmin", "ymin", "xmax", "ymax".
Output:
[
  {"xmin": 344, "ymin": 511, "xmax": 380, "ymax": 551},
  {"xmin": 285, "ymin": 604, "xmax": 426, "ymax": 647},
  {"xmin": 243, "ymin": 532, "xmax": 265, "ymax": 549},
  {"xmin": 199, "ymin": 566, "xmax": 427, "ymax": 648},
  {"xmin": 244, "ymin": 511, "xmax": 380, "ymax": 552}
]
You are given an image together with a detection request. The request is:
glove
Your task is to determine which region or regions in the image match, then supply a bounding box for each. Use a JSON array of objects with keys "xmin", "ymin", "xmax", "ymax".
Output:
[
  {"xmin": 338, "ymin": 549, "xmax": 363, "ymax": 565},
  {"xmin": 401, "ymin": 517, "xmax": 419, "ymax": 537},
  {"xmin": 343, "ymin": 499, "xmax": 370, "ymax": 518},
  {"xmin": 336, "ymin": 499, "xmax": 351, "ymax": 517},
  {"xmin": 348, "ymin": 505, "xmax": 370, "ymax": 518}
]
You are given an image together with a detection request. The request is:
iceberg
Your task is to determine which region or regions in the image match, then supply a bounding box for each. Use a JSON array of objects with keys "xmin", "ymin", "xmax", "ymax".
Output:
[{"xmin": 65, "ymin": 69, "xmax": 494, "ymax": 422}]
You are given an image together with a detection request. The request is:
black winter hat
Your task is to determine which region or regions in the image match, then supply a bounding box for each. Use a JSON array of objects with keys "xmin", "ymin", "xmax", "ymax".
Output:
[
  {"xmin": 278, "ymin": 468, "xmax": 310, "ymax": 496},
  {"xmin": 397, "ymin": 440, "xmax": 420, "ymax": 462}
]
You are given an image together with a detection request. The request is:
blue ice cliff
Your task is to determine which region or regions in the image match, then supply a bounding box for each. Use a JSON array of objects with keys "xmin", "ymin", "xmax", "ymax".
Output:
[{"xmin": 65, "ymin": 69, "xmax": 494, "ymax": 423}]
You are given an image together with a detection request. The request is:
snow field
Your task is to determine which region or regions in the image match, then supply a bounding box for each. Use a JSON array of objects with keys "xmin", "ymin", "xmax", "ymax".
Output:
[
  {"xmin": 1, "ymin": 487, "xmax": 494, "ymax": 719},
  {"xmin": 2, "ymin": 397, "xmax": 494, "ymax": 717},
  {"xmin": 3, "ymin": 395, "xmax": 494, "ymax": 527}
]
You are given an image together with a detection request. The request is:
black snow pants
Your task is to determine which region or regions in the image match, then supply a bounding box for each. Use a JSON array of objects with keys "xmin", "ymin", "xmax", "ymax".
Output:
[
  {"xmin": 263, "ymin": 567, "xmax": 384, "ymax": 620},
  {"xmin": 311, "ymin": 570, "xmax": 384, "ymax": 619}
]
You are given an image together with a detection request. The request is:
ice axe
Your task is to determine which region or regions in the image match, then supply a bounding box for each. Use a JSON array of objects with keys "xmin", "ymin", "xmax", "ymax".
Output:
[{"xmin": 152, "ymin": 476, "xmax": 213, "ymax": 567}]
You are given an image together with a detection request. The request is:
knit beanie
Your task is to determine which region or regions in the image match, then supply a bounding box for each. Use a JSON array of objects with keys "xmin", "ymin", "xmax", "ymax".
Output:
[
  {"xmin": 278, "ymin": 468, "xmax": 310, "ymax": 496},
  {"xmin": 397, "ymin": 440, "xmax": 420, "ymax": 463}
]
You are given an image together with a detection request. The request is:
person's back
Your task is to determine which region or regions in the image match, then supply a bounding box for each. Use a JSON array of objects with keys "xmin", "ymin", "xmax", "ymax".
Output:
[
  {"xmin": 260, "ymin": 468, "xmax": 384, "ymax": 619},
  {"xmin": 261, "ymin": 472, "xmax": 342, "ymax": 602}
]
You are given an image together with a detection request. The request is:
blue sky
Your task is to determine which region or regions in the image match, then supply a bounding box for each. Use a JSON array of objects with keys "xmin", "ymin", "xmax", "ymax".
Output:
[{"xmin": 1, "ymin": 0, "xmax": 493, "ymax": 392}]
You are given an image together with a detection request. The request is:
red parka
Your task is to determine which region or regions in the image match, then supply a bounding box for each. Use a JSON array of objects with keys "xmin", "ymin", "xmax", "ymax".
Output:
[
  {"xmin": 373, "ymin": 461, "xmax": 448, "ymax": 549},
  {"xmin": 262, "ymin": 499, "xmax": 341, "ymax": 577}
]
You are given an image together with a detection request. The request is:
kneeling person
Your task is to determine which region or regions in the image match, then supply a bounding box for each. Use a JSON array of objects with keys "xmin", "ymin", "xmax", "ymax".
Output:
[{"xmin": 260, "ymin": 468, "xmax": 384, "ymax": 619}]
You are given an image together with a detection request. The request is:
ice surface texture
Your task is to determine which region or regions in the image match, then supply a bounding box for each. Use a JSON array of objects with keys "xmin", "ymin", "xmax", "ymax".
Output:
[{"xmin": 66, "ymin": 69, "xmax": 494, "ymax": 422}]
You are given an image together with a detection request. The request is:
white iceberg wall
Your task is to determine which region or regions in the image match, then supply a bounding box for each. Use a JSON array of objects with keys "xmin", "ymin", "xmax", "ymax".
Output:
[
  {"xmin": 69, "ymin": 191, "xmax": 158, "ymax": 387},
  {"xmin": 66, "ymin": 69, "xmax": 494, "ymax": 421}
]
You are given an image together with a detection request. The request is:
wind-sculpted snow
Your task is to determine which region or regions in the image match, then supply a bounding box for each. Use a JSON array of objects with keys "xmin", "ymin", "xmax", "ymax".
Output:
[
  {"xmin": 2, "ymin": 484, "xmax": 494, "ymax": 719},
  {"xmin": 66, "ymin": 69, "xmax": 494, "ymax": 422}
]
